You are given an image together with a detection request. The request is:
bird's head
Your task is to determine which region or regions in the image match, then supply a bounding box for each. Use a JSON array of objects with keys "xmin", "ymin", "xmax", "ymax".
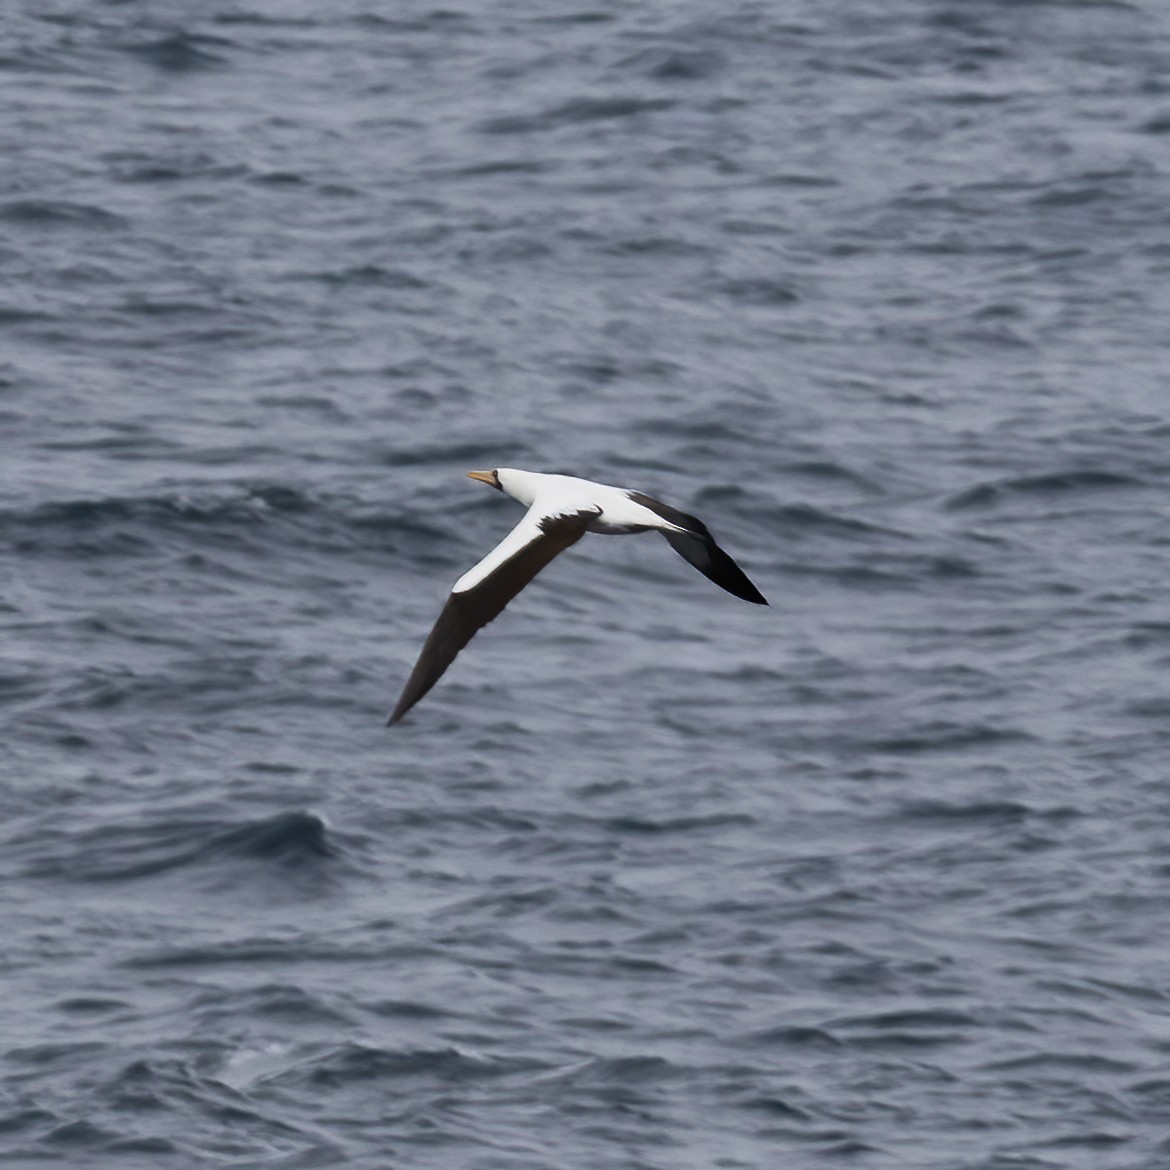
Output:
[{"xmin": 467, "ymin": 469, "xmax": 503, "ymax": 492}]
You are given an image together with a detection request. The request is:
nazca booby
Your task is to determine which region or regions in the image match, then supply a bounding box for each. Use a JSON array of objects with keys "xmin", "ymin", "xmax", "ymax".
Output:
[{"xmin": 388, "ymin": 468, "xmax": 766, "ymax": 724}]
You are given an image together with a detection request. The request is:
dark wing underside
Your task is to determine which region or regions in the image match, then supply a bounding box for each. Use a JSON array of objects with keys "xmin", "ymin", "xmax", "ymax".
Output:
[
  {"xmin": 626, "ymin": 491, "xmax": 768, "ymax": 606},
  {"xmin": 388, "ymin": 509, "xmax": 598, "ymax": 725}
]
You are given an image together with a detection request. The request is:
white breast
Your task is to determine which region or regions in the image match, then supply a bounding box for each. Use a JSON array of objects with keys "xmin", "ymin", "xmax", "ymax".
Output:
[{"xmin": 495, "ymin": 470, "xmax": 686, "ymax": 536}]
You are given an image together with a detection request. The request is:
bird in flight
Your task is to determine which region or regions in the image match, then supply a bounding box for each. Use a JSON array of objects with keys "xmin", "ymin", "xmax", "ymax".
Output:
[{"xmin": 388, "ymin": 468, "xmax": 767, "ymax": 724}]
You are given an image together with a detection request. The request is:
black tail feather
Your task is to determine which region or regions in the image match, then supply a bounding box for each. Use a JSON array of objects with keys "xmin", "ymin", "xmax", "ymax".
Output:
[
  {"xmin": 625, "ymin": 491, "xmax": 767, "ymax": 605},
  {"xmin": 661, "ymin": 530, "xmax": 768, "ymax": 605}
]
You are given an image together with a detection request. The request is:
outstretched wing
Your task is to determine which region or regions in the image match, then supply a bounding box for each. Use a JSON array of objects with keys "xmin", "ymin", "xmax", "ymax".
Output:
[
  {"xmin": 627, "ymin": 491, "xmax": 767, "ymax": 606},
  {"xmin": 388, "ymin": 507, "xmax": 599, "ymax": 725}
]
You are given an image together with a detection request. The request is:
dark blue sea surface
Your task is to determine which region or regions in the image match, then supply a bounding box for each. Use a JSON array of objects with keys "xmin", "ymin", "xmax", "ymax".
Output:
[{"xmin": 4, "ymin": 1, "xmax": 1170, "ymax": 1166}]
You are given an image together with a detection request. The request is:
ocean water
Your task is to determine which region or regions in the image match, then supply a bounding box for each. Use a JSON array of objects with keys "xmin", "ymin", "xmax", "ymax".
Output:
[{"xmin": 4, "ymin": 1, "xmax": 1170, "ymax": 1166}]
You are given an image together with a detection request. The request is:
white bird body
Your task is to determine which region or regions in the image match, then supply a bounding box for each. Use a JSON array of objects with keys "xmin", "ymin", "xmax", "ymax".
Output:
[
  {"xmin": 390, "ymin": 467, "xmax": 766, "ymax": 725},
  {"xmin": 452, "ymin": 470, "xmax": 686, "ymax": 593}
]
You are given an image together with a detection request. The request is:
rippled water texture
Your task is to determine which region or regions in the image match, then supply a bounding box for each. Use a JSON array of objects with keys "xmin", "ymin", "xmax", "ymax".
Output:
[{"xmin": 4, "ymin": 1, "xmax": 1170, "ymax": 1167}]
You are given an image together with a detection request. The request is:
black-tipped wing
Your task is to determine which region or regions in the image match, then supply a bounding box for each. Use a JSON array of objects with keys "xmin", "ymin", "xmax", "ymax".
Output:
[
  {"xmin": 627, "ymin": 491, "xmax": 768, "ymax": 605},
  {"xmin": 388, "ymin": 508, "xmax": 599, "ymax": 725}
]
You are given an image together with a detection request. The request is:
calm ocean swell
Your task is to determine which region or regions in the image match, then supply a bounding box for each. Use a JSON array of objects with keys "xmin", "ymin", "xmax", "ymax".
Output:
[{"xmin": 4, "ymin": 0, "xmax": 1170, "ymax": 1167}]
